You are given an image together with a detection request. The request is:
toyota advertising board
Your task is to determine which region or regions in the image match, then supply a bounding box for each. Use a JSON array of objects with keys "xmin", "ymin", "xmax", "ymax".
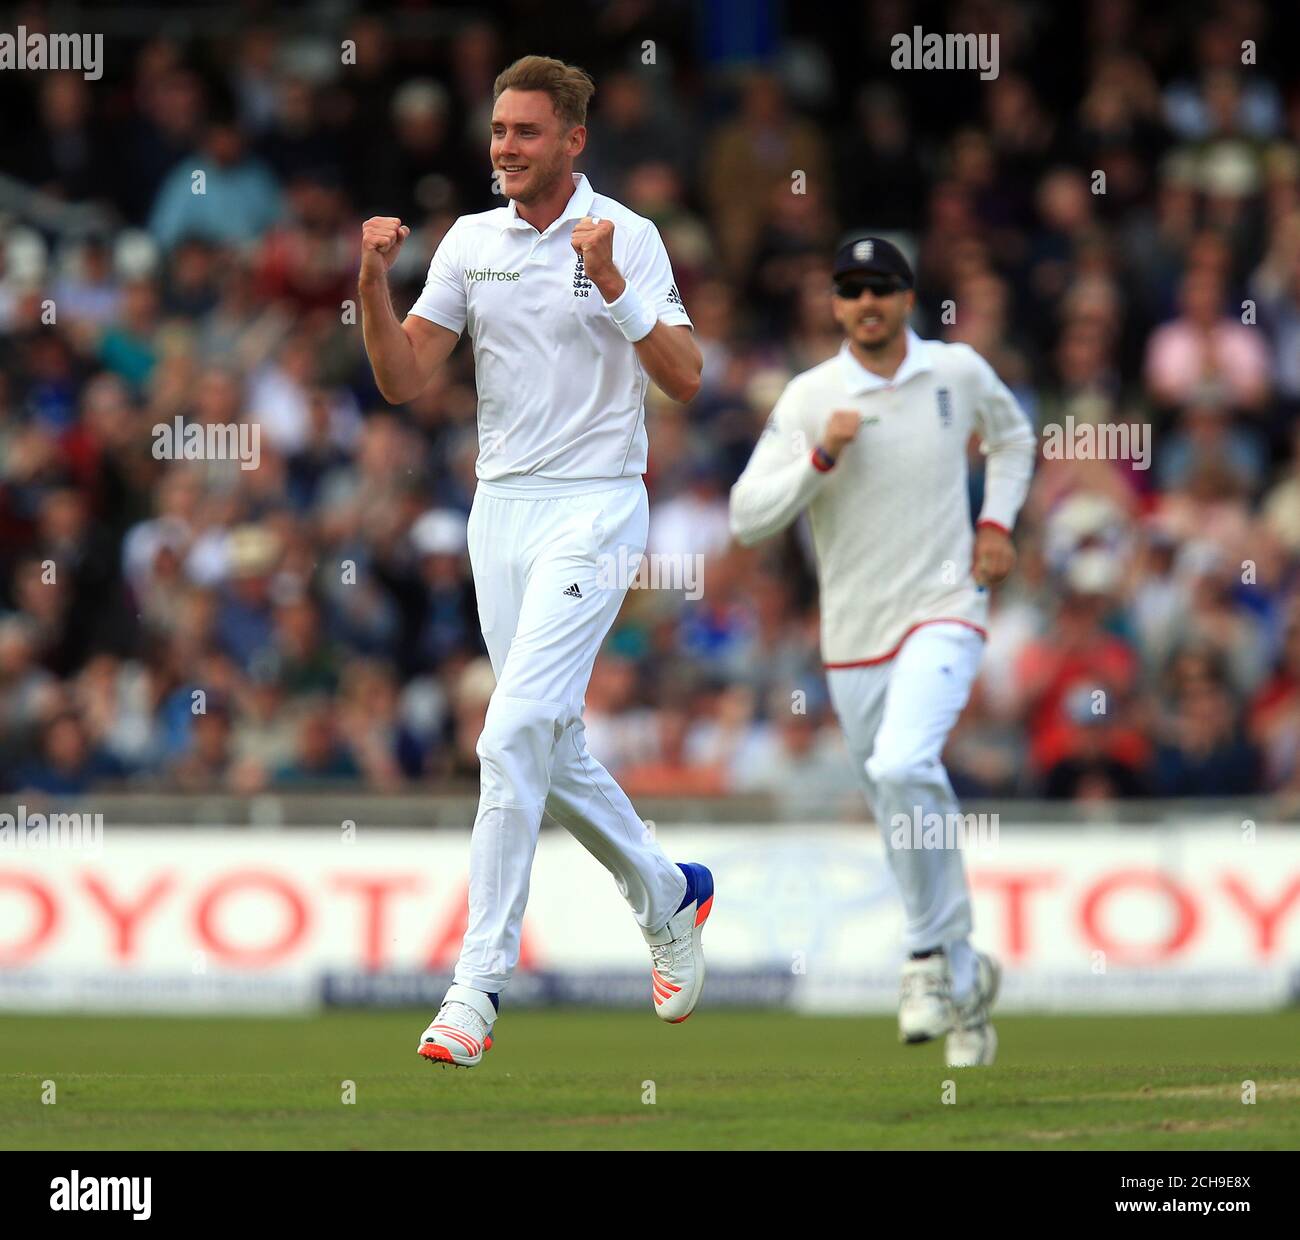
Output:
[{"xmin": 1, "ymin": 824, "xmax": 1297, "ymax": 1013}]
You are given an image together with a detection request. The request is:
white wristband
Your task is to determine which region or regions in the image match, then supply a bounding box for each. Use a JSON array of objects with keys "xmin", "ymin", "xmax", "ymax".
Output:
[{"xmin": 606, "ymin": 282, "xmax": 657, "ymax": 343}]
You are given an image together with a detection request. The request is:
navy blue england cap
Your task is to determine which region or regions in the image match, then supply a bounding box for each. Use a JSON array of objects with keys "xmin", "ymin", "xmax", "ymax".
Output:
[{"xmin": 832, "ymin": 235, "xmax": 914, "ymax": 288}]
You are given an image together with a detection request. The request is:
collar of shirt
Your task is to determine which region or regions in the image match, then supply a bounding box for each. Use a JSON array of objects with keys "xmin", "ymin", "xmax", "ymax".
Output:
[
  {"xmin": 838, "ymin": 329, "xmax": 935, "ymax": 395},
  {"xmin": 502, "ymin": 172, "xmax": 596, "ymax": 235}
]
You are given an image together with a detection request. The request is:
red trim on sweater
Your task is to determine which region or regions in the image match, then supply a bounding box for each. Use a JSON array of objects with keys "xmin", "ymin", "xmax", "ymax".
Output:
[
  {"xmin": 975, "ymin": 518, "xmax": 1011, "ymax": 536},
  {"xmin": 823, "ymin": 618, "xmax": 988, "ymax": 669}
]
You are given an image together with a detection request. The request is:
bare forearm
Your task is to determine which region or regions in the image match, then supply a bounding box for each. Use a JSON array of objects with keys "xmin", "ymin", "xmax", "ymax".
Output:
[
  {"xmin": 359, "ymin": 273, "xmax": 422, "ymax": 404},
  {"xmin": 593, "ymin": 271, "xmax": 701, "ymax": 403},
  {"xmin": 633, "ymin": 321, "xmax": 702, "ymax": 403}
]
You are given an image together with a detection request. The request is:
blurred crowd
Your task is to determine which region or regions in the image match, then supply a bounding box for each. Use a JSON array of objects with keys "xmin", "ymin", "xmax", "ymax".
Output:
[{"xmin": 1, "ymin": 0, "xmax": 1299, "ymax": 811}]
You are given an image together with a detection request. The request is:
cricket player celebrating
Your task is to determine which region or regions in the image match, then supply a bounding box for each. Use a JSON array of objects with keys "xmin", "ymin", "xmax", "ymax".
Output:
[
  {"xmin": 358, "ymin": 56, "xmax": 711, "ymax": 1067},
  {"xmin": 730, "ymin": 237, "xmax": 1036, "ymax": 1066}
]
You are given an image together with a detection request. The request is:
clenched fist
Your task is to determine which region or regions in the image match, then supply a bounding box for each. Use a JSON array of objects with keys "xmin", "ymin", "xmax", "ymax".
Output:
[
  {"xmin": 360, "ymin": 216, "xmax": 411, "ymax": 281},
  {"xmin": 819, "ymin": 409, "xmax": 863, "ymax": 461},
  {"xmin": 571, "ymin": 215, "xmax": 621, "ymax": 298}
]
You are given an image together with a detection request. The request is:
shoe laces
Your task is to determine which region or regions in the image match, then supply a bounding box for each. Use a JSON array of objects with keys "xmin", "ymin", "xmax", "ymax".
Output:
[
  {"xmin": 650, "ymin": 931, "xmax": 690, "ymax": 976},
  {"xmin": 955, "ymin": 989, "xmax": 988, "ymax": 1028},
  {"xmin": 954, "ymin": 959, "xmax": 992, "ymax": 1025},
  {"xmin": 432, "ymin": 1000, "xmax": 490, "ymax": 1041},
  {"xmin": 901, "ymin": 966, "xmax": 949, "ymax": 1002}
]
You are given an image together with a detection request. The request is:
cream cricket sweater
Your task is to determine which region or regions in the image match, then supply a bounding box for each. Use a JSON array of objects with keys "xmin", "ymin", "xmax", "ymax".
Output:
[{"xmin": 729, "ymin": 332, "xmax": 1037, "ymax": 665}]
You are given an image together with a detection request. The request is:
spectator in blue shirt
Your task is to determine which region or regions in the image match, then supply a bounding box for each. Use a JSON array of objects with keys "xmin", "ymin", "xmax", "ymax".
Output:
[{"xmin": 149, "ymin": 120, "xmax": 283, "ymax": 252}]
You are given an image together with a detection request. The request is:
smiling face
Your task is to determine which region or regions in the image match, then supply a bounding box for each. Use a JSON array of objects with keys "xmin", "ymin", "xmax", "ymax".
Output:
[
  {"xmin": 490, "ymin": 88, "xmax": 584, "ymax": 205},
  {"xmin": 830, "ymin": 278, "xmax": 915, "ymax": 351}
]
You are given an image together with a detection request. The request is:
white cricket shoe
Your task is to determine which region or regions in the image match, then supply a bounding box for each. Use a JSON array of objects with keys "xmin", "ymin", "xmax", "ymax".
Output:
[
  {"xmin": 945, "ymin": 952, "xmax": 1000, "ymax": 1067},
  {"xmin": 644, "ymin": 862, "xmax": 714, "ymax": 1023},
  {"xmin": 898, "ymin": 953, "xmax": 955, "ymax": 1043},
  {"xmin": 417, "ymin": 983, "xmax": 496, "ymax": 1068}
]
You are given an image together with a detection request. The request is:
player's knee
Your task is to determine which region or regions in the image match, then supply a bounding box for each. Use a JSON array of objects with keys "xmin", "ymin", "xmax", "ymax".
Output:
[
  {"xmin": 476, "ymin": 694, "xmax": 567, "ymax": 806},
  {"xmin": 865, "ymin": 749, "xmax": 935, "ymax": 793}
]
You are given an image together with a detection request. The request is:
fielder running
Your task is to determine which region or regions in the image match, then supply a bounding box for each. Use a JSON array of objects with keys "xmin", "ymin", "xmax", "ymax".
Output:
[
  {"xmin": 729, "ymin": 236, "xmax": 1036, "ymax": 1066},
  {"xmin": 359, "ymin": 56, "xmax": 712, "ymax": 1067}
]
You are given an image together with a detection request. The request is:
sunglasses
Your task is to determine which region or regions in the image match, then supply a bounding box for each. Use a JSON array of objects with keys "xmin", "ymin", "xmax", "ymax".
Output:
[{"xmin": 833, "ymin": 276, "xmax": 904, "ymax": 299}]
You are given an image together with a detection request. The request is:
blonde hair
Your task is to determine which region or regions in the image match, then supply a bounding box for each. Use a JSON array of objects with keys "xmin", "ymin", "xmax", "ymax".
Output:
[{"xmin": 492, "ymin": 55, "xmax": 595, "ymax": 129}]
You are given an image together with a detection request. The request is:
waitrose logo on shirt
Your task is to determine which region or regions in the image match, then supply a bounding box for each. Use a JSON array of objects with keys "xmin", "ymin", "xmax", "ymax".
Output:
[{"xmin": 465, "ymin": 269, "xmax": 521, "ymax": 282}]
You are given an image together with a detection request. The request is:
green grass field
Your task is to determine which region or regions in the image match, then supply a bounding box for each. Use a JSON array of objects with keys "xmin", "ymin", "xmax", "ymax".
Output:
[{"xmin": 2, "ymin": 1010, "xmax": 1297, "ymax": 1150}]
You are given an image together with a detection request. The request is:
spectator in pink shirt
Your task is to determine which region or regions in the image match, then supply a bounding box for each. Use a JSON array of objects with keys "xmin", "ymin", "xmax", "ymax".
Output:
[{"xmin": 1144, "ymin": 268, "xmax": 1272, "ymax": 411}]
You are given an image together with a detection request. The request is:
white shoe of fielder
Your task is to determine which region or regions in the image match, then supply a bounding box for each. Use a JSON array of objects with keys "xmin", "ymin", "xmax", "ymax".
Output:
[
  {"xmin": 643, "ymin": 862, "xmax": 714, "ymax": 1023},
  {"xmin": 898, "ymin": 953, "xmax": 955, "ymax": 1043},
  {"xmin": 945, "ymin": 952, "xmax": 1000, "ymax": 1067},
  {"xmin": 417, "ymin": 983, "xmax": 496, "ymax": 1068}
]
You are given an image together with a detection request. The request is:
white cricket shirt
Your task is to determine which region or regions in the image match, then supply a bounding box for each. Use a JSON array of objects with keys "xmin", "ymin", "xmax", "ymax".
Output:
[
  {"xmin": 729, "ymin": 331, "xmax": 1037, "ymax": 665},
  {"xmin": 408, "ymin": 173, "xmax": 692, "ymax": 485}
]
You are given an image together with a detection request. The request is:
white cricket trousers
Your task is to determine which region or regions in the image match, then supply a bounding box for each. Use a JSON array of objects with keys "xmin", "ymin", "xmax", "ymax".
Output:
[
  {"xmin": 456, "ymin": 475, "xmax": 687, "ymax": 994},
  {"xmin": 825, "ymin": 621, "xmax": 985, "ymax": 999}
]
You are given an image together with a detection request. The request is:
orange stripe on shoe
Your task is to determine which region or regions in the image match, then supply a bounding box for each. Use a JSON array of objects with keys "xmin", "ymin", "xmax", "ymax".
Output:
[
  {"xmin": 434, "ymin": 1019, "xmax": 480, "ymax": 1050},
  {"xmin": 430, "ymin": 1026, "xmax": 480, "ymax": 1055},
  {"xmin": 419, "ymin": 1044, "xmax": 454, "ymax": 1061},
  {"xmin": 430, "ymin": 1024, "xmax": 478, "ymax": 1047},
  {"xmin": 695, "ymin": 895, "xmax": 713, "ymax": 926},
  {"xmin": 652, "ymin": 969, "xmax": 681, "ymax": 992}
]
